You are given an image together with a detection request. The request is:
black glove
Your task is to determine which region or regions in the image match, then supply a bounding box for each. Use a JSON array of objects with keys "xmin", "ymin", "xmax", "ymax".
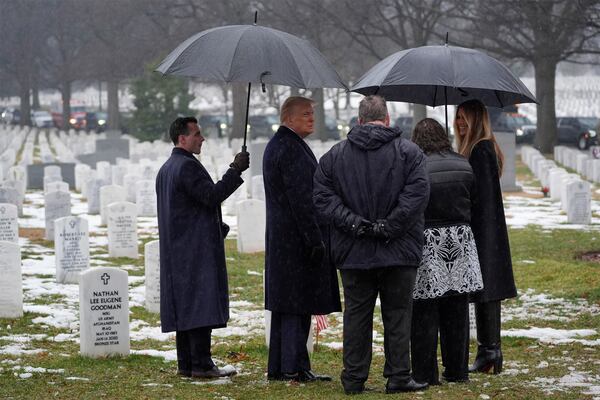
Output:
[
  {"xmin": 308, "ymin": 241, "xmax": 325, "ymax": 267},
  {"xmin": 221, "ymin": 222, "xmax": 230, "ymax": 238},
  {"xmin": 230, "ymin": 151, "xmax": 250, "ymax": 172},
  {"xmin": 370, "ymin": 219, "xmax": 390, "ymax": 241},
  {"xmin": 352, "ymin": 219, "xmax": 373, "ymax": 238}
]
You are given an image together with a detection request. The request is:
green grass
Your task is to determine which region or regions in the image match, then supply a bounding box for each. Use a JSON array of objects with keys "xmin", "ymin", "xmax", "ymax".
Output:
[{"xmin": 1, "ymin": 235, "xmax": 598, "ymax": 399}]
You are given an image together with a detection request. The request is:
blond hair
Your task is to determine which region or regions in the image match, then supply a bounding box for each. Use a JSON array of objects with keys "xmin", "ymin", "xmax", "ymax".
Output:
[
  {"xmin": 454, "ymin": 99, "xmax": 504, "ymax": 175},
  {"xmin": 280, "ymin": 96, "xmax": 315, "ymax": 124}
]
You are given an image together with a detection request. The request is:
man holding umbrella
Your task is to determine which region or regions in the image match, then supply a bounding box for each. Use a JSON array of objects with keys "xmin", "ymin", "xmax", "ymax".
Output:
[
  {"xmin": 314, "ymin": 95, "xmax": 429, "ymax": 394},
  {"xmin": 156, "ymin": 116, "xmax": 249, "ymax": 378},
  {"xmin": 263, "ymin": 96, "xmax": 341, "ymax": 382}
]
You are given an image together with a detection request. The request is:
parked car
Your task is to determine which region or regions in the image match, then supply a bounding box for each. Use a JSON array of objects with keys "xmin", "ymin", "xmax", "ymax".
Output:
[
  {"xmin": 198, "ymin": 114, "xmax": 229, "ymax": 138},
  {"xmin": 85, "ymin": 112, "xmax": 107, "ymax": 132},
  {"xmin": 31, "ymin": 110, "xmax": 54, "ymax": 128},
  {"xmin": 1, "ymin": 107, "xmax": 20, "ymax": 125},
  {"xmin": 248, "ymin": 114, "xmax": 280, "ymax": 138},
  {"xmin": 491, "ymin": 112, "xmax": 536, "ymax": 144},
  {"xmin": 556, "ymin": 117, "xmax": 598, "ymax": 150}
]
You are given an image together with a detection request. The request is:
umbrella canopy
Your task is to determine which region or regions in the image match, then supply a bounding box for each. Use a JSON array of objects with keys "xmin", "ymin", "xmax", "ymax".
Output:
[
  {"xmin": 156, "ymin": 24, "xmax": 347, "ymax": 90},
  {"xmin": 351, "ymin": 45, "xmax": 535, "ymax": 108}
]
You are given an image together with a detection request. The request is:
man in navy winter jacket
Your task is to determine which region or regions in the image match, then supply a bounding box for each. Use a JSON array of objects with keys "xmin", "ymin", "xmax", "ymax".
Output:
[{"xmin": 313, "ymin": 95, "xmax": 430, "ymax": 394}]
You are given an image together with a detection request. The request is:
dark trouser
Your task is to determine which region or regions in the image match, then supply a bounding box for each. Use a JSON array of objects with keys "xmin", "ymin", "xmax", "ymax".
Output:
[
  {"xmin": 267, "ymin": 311, "xmax": 311, "ymax": 376},
  {"xmin": 475, "ymin": 300, "xmax": 501, "ymax": 345},
  {"xmin": 339, "ymin": 267, "xmax": 417, "ymax": 391},
  {"xmin": 176, "ymin": 327, "xmax": 215, "ymax": 373},
  {"xmin": 411, "ymin": 294, "xmax": 469, "ymax": 385}
]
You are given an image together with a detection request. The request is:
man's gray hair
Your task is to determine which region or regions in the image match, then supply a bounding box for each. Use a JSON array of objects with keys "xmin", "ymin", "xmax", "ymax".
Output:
[{"xmin": 358, "ymin": 95, "xmax": 387, "ymax": 123}]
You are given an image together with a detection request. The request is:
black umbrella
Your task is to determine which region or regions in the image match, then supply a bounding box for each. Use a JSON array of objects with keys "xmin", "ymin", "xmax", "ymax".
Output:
[
  {"xmin": 351, "ymin": 43, "xmax": 536, "ymax": 133},
  {"xmin": 156, "ymin": 13, "xmax": 347, "ymax": 151}
]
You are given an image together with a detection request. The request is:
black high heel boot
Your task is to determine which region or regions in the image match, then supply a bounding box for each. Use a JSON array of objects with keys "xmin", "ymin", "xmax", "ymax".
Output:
[{"xmin": 469, "ymin": 301, "xmax": 502, "ymax": 374}]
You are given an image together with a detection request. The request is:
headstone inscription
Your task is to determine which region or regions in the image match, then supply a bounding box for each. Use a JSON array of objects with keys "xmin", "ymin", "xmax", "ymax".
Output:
[
  {"xmin": 44, "ymin": 190, "xmax": 71, "ymax": 241},
  {"xmin": 144, "ymin": 240, "xmax": 160, "ymax": 313},
  {"xmin": 135, "ymin": 180, "xmax": 157, "ymax": 217},
  {"xmin": 0, "ymin": 241, "xmax": 22, "ymax": 318},
  {"xmin": 107, "ymin": 202, "xmax": 138, "ymax": 259},
  {"xmin": 79, "ymin": 267, "xmax": 130, "ymax": 357},
  {"xmin": 566, "ymin": 181, "xmax": 592, "ymax": 225},
  {"xmin": 100, "ymin": 185, "xmax": 126, "ymax": 225},
  {"xmin": 54, "ymin": 216, "xmax": 90, "ymax": 284},
  {"xmin": 0, "ymin": 204, "xmax": 18, "ymax": 243}
]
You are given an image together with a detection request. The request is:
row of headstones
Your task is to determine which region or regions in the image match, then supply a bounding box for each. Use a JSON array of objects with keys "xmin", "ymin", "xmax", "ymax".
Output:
[
  {"xmin": 554, "ymin": 145, "xmax": 600, "ymax": 184},
  {"xmin": 521, "ymin": 146, "xmax": 592, "ymax": 224}
]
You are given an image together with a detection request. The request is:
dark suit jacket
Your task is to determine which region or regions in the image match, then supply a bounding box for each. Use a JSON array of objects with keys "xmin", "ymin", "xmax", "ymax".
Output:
[{"xmin": 263, "ymin": 126, "xmax": 341, "ymax": 314}]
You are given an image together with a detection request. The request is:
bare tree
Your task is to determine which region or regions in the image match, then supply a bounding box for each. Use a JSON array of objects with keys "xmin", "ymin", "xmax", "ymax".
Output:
[
  {"xmin": 0, "ymin": 0, "xmax": 46, "ymax": 126},
  {"xmin": 450, "ymin": 0, "xmax": 600, "ymax": 153}
]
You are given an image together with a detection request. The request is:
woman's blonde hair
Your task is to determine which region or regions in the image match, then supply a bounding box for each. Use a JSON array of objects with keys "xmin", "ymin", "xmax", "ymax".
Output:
[{"xmin": 454, "ymin": 99, "xmax": 504, "ymax": 175}]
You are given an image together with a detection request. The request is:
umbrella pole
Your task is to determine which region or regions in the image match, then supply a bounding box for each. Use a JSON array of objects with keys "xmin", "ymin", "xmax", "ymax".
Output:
[
  {"xmin": 242, "ymin": 82, "xmax": 252, "ymax": 152},
  {"xmin": 444, "ymin": 86, "xmax": 449, "ymax": 136}
]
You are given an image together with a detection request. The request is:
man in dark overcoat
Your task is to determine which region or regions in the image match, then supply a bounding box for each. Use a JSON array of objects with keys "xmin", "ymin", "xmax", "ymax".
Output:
[
  {"xmin": 263, "ymin": 96, "xmax": 341, "ymax": 382},
  {"xmin": 313, "ymin": 95, "xmax": 430, "ymax": 395},
  {"xmin": 156, "ymin": 116, "xmax": 249, "ymax": 378}
]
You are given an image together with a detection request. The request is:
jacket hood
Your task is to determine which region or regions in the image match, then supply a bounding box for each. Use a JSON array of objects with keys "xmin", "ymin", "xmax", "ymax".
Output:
[{"xmin": 347, "ymin": 124, "xmax": 402, "ymax": 150}]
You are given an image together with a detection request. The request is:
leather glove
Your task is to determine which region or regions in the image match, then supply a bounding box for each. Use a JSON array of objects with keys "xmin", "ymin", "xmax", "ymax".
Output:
[
  {"xmin": 221, "ymin": 222, "xmax": 230, "ymax": 238},
  {"xmin": 308, "ymin": 241, "xmax": 325, "ymax": 267},
  {"xmin": 370, "ymin": 219, "xmax": 390, "ymax": 241},
  {"xmin": 230, "ymin": 151, "xmax": 250, "ymax": 172},
  {"xmin": 352, "ymin": 219, "xmax": 373, "ymax": 238}
]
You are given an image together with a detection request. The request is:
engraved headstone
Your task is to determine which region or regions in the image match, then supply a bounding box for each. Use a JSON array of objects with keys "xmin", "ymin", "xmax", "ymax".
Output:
[
  {"xmin": 144, "ymin": 240, "xmax": 160, "ymax": 313},
  {"xmin": 567, "ymin": 181, "xmax": 592, "ymax": 224},
  {"xmin": 111, "ymin": 165, "xmax": 128, "ymax": 187},
  {"xmin": 107, "ymin": 202, "xmax": 138, "ymax": 259},
  {"xmin": 0, "ymin": 241, "xmax": 22, "ymax": 318},
  {"xmin": 79, "ymin": 267, "xmax": 130, "ymax": 357},
  {"xmin": 100, "ymin": 185, "xmax": 126, "ymax": 225},
  {"xmin": 43, "ymin": 175, "xmax": 62, "ymax": 192},
  {"xmin": 135, "ymin": 180, "xmax": 157, "ymax": 217},
  {"xmin": 74, "ymin": 164, "xmax": 91, "ymax": 192},
  {"xmin": 0, "ymin": 180, "xmax": 23, "ymax": 216},
  {"xmin": 54, "ymin": 216, "xmax": 89, "ymax": 284},
  {"xmin": 7, "ymin": 166, "xmax": 26, "ymax": 196},
  {"xmin": 45, "ymin": 190, "xmax": 71, "ymax": 240},
  {"xmin": 123, "ymin": 174, "xmax": 140, "ymax": 203},
  {"xmin": 0, "ymin": 204, "xmax": 18, "ymax": 243},
  {"xmin": 46, "ymin": 180, "xmax": 69, "ymax": 194},
  {"xmin": 236, "ymin": 199, "xmax": 266, "ymax": 253},
  {"xmin": 96, "ymin": 161, "xmax": 112, "ymax": 184},
  {"xmin": 86, "ymin": 178, "xmax": 103, "ymax": 214}
]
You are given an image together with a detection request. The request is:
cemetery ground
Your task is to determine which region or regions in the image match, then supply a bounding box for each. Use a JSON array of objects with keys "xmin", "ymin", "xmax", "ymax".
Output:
[{"xmin": 1, "ymin": 162, "xmax": 600, "ymax": 399}]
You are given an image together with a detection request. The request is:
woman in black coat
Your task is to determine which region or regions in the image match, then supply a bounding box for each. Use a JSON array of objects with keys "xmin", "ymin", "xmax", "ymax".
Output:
[
  {"xmin": 410, "ymin": 119, "xmax": 484, "ymax": 385},
  {"xmin": 454, "ymin": 99, "xmax": 517, "ymax": 374}
]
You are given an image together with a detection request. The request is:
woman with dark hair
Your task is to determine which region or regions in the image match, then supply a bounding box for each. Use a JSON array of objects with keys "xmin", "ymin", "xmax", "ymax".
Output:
[
  {"xmin": 410, "ymin": 118, "xmax": 483, "ymax": 385},
  {"xmin": 454, "ymin": 99, "xmax": 517, "ymax": 375}
]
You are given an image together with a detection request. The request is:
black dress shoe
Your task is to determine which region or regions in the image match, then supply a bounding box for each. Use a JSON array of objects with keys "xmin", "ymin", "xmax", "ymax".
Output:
[
  {"xmin": 191, "ymin": 366, "xmax": 237, "ymax": 379},
  {"xmin": 385, "ymin": 378, "xmax": 428, "ymax": 394},
  {"xmin": 300, "ymin": 370, "xmax": 332, "ymax": 382}
]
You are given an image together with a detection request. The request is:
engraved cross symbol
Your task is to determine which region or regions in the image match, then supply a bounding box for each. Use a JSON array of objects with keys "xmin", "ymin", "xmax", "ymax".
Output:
[{"xmin": 100, "ymin": 273, "xmax": 110, "ymax": 285}]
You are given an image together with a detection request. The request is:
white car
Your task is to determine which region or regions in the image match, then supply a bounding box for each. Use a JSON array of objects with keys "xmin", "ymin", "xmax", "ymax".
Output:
[{"xmin": 31, "ymin": 110, "xmax": 54, "ymax": 128}]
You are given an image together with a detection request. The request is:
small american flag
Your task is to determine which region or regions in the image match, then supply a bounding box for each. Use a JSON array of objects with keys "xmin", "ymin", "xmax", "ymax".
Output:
[{"xmin": 314, "ymin": 315, "xmax": 329, "ymax": 333}]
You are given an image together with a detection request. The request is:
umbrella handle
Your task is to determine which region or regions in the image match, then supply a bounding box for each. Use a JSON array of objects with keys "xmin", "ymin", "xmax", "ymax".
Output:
[{"xmin": 242, "ymin": 82, "xmax": 251, "ymax": 152}]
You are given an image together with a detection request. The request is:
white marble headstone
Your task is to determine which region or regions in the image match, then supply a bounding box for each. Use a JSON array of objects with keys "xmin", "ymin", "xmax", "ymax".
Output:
[
  {"xmin": 44, "ymin": 165, "xmax": 62, "ymax": 179},
  {"xmin": 54, "ymin": 216, "xmax": 90, "ymax": 284},
  {"xmin": 135, "ymin": 180, "xmax": 157, "ymax": 217},
  {"xmin": 107, "ymin": 202, "xmax": 138, "ymax": 259},
  {"xmin": 123, "ymin": 174, "xmax": 140, "ymax": 203},
  {"xmin": 44, "ymin": 190, "xmax": 71, "ymax": 241},
  {"xmin": 0, "ymin": 241, "xmax": 22, "ymax": 318},
  {"xmin": 75, "ymin": 164, "xmax": 91, "ymax": 192},
  {"xmin": 0, "ymin": 204, "xmax": 18, "ymax": 243},
  {"xmin": 144, "ymin": 240, "xmax": 160, "ymax": 314},
  {"xmin": 236, "ymin": 199, "xmax": 266, "ymax": 253},
  {"xmin": 100, "ymin": 185, "xmax": 126, "ymax": 225},
  {"xmin": 86, "ymin": 178, "xmax": 103, "ymax": 214},
  {"xmin": 567, "ymin": 181, "xmax": 592, "ymax": 224},
  {"xmin": 79, "ymin": 267, "xmax": 130, "ymax": 357},
  {"xmin": 96, "ymin": 161, "xmax": 112, "ymax": 184},
  {"xmin": 46, "ymin": 180, "xmax": 69, "ymax": 194}
]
